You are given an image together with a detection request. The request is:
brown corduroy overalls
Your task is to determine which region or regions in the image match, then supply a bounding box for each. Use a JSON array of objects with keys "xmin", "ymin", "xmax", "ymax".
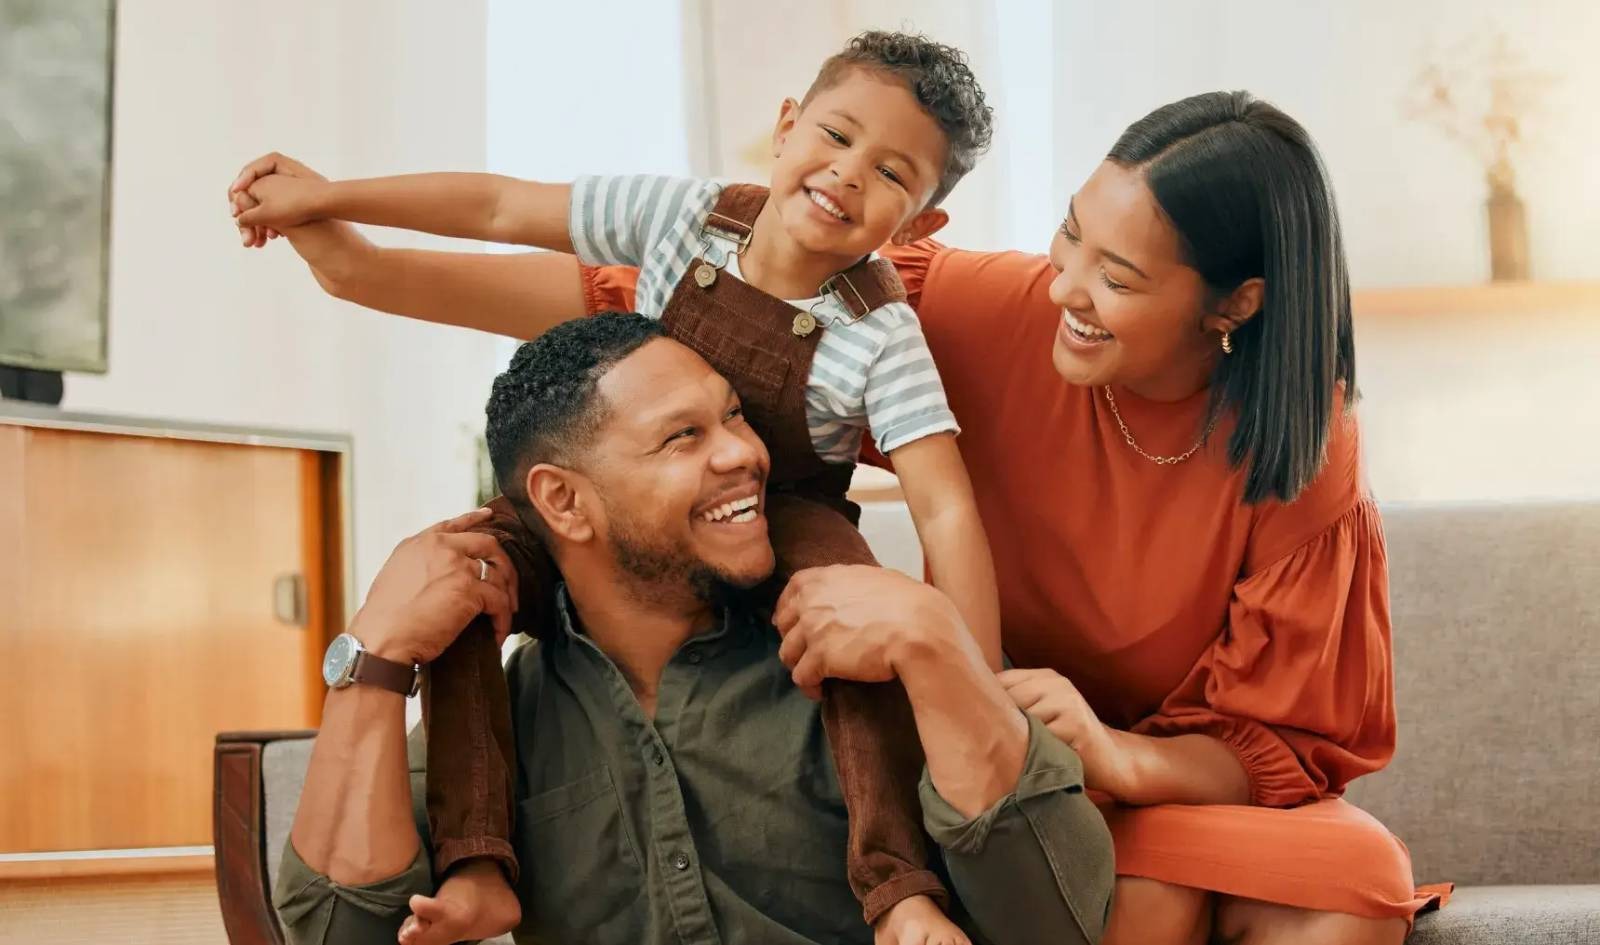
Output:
[{"xmin": 423, "ymin": 184, "xmax": 945, "ymax": 925}]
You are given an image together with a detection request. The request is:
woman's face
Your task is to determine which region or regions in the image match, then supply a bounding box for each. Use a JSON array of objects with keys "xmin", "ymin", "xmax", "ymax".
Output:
[{"xmin": 1046, "ymin": 161, "xmax": 1223, "ymax": 400}]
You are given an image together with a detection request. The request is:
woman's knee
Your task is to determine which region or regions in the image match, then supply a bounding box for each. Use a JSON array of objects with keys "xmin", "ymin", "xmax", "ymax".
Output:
[
  {"xmin": 1103, "ymin": 877, "xmax": 1211, "ymax": 945},
  {"xmin": 1214, "ymin": 896, "xmax": 1407, "ymax": 945}
]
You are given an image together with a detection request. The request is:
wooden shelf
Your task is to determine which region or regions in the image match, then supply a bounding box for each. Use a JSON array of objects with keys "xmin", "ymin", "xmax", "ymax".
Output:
[
  {"xmin": 0, "ymin": 853, "xmax": 214, "ymax": 881},
  {"xmin": 1353, "ymin": 282, "xmax": 1600, "ymax": 318}
]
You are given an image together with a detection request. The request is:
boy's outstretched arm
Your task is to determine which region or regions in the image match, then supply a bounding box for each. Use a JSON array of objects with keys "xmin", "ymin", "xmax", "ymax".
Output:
[
  {"xmin": 277, "ymin": 219, "xmax": 590, "ymax": 340},
  {"xmin": 232, "ymin": 151, "xmax": 572, "ymax": 251},
  {"xmin": 886, "ymin": 433, "xmax": 1004, "ymax": 672}
]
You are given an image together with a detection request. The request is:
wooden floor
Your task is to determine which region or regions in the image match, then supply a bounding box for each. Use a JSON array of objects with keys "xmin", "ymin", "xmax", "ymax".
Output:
[{"xmin": 0, "ymin": 873, "xmax": 227, "ymax": 945}]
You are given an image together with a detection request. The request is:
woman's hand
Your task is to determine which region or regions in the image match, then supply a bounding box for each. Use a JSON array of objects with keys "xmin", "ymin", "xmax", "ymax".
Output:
[{"xmin": 999, "ymin": 667, "xmax": 1133, "ymax": 797}]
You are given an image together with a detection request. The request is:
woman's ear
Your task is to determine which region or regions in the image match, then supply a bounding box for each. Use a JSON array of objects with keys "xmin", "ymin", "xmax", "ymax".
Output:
[
  {"xmin": 524, "ymin": 464, "xmax": 596, "ymax": 544},
  {"xmin": 1200, "ymin": 277, "xmax": 1265, "ymax": 336}
]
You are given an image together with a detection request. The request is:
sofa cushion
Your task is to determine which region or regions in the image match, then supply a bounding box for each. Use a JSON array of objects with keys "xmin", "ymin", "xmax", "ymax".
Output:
[
  {"xmin": 1346, "ymin": 502, "xmax": 1600, "ymax": 887},
  {"xmin": 1408, "ymin": 885, "xmax": 1600, "ymax": 945},
  {"xmin": 262, "ymin": 737, "xmax": 315, "ymax": 898}
]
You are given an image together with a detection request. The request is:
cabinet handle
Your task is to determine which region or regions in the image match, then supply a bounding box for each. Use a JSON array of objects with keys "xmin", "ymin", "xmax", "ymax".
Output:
[{"xmin": 273, "ymin": 573, "xmax": 307, "ymax": 627}]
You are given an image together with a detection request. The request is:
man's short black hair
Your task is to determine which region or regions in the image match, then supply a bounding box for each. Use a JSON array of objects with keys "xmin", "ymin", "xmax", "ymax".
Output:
[{"xmin": 485, "ymin": 312, "xmax": 665, "ymax": 509}]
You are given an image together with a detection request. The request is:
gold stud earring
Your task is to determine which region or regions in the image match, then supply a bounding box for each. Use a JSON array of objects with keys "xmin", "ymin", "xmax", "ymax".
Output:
[{"xmin": 1221, "ymin": 331, "xmax": 1234, "ymax": 355}]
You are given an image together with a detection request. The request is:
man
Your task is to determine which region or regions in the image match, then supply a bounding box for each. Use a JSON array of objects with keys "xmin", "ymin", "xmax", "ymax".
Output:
[{"xmin": 274, "ymin": 314, "xmax": 1114, "ymax": 945}]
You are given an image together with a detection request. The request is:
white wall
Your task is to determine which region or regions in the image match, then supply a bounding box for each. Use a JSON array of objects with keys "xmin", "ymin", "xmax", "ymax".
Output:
[
  {"xmin": 64, "ymin": 0, "xmax": 499, "ymax": 596},
  {"xmin": 1050, "ymin": 0, "xmax": 1600, "ymax": 287}
]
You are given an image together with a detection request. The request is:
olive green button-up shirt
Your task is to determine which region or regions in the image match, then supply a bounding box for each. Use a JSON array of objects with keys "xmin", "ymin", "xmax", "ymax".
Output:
[{"xmin": 274, "ymin": 593, "xmax": 1114, "ymax": 945}]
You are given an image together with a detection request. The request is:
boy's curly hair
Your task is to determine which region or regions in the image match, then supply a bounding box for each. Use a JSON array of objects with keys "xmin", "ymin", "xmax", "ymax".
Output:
[{"xmin": 804, "ymin": 30, "xmax": 994, "ymax": 207}]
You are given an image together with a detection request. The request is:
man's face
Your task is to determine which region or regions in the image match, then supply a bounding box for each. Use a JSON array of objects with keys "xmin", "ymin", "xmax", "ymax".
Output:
[{"xmin": 583, "ymin": 339, "xmax": 775, "ymax": 598}]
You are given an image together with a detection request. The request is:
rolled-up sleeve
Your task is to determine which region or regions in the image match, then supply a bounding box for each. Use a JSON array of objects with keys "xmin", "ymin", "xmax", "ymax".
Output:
[
  {"xmin": 272, "ymin": 839, "xmax": 433, "ymax": 945},
  {"xmin": 922, "ymin": 715, "xmax": 1114, "ymax": 945}
]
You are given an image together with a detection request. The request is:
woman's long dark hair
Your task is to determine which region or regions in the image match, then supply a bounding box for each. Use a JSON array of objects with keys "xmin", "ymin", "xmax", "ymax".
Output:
[{"xmin": 1108, "ymin": 91, "xmax": 1354, "ymax": 504}]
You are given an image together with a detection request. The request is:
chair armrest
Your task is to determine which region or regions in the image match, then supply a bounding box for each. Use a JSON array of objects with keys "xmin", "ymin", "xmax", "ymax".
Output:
[{"xmin": 214, "ymin": 730, "xmax": 316, "ymax": 945}]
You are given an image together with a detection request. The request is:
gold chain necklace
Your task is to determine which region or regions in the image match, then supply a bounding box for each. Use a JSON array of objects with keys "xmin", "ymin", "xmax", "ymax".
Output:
[{"xmin": 1102, "ymin": 386, "xmax": 1217, "ymax": 466}]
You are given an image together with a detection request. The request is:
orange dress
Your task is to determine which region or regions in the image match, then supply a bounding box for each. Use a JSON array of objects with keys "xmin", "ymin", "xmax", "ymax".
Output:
[{"xmin": 579, "ymin": 243, "xmax": 1447, "ymax": 919}]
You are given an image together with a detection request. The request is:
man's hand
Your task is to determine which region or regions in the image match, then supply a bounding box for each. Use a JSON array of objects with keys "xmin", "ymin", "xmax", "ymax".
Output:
[
  {"xmin": 226, "ymin": 151, "xmax": 327, "ymax": 247},
  {"xmin": 348, "ymin": 508, "xmax": 521, "ymax": 667},
  {"xmin": 773, "ymin": 564, "xmax": 977, "ymax": 698},
  {"xmin": 999, "ymin": 668, "xmax": 1131, "ymax": 796}
]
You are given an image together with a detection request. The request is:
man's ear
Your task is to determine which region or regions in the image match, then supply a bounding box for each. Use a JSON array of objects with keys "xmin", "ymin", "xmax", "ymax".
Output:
[
  {"xmin": 1199, "ymin": 277, "xmax": 1265, "ymax": 336},
  {"xmin": 892, "ymin": 206, "xmax": 949, "ymax": 246},
  {"xmin": 524, "ymin": 464, "xmax": 596, "ymax": 543},
  {"xmin": 772, "ymin": 97, "xmax": 801, "ymax": 158}
]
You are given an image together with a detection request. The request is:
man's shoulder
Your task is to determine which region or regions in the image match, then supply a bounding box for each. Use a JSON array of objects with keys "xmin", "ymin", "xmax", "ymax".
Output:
[{"xmin": 503, "ymin": 637, "xmax": 547, "ymax": 705}]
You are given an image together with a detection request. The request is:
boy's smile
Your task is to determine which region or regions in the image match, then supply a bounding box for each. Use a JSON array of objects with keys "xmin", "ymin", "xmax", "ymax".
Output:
[{"xmin": 754, "ymin": 68, "xmax": 950, "ymax": 293}]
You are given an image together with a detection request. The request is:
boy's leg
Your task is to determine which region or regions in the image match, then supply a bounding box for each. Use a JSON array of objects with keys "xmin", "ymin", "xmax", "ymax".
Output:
[
  {"xmin": 421, "ymin": 497, "xmax": 559, "ymax": 881},
  {"xmin": 766, "ymin": 493, "xmax": 949, "ymax": 925}
]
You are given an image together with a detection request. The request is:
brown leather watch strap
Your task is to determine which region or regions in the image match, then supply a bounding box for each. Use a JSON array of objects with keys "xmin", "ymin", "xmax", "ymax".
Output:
[{"xmin": 350, "ymin": 650, "xmax": 419, "ymax": 697}]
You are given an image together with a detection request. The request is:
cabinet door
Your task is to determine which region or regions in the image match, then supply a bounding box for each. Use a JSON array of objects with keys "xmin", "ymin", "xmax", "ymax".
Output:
[{"xmin": 0, "ymin": 425, "xmax": 337, "ymax": 852}]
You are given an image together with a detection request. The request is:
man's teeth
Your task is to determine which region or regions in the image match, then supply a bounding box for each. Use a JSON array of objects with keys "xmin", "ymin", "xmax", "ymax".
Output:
[
  {"xmin": 1062, "ymin": 309, "xmax": 1113, "ymax": 340},
  {"xmin": 702, "ymin": 494, "xmax": 760, "ymax": 523},
  {"xmin": 808, "ymin": 189, "xmax": 848, "ymax": 221}
]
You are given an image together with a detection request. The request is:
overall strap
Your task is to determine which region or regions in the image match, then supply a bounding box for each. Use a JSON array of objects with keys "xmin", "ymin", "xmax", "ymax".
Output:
[
  {"xmin": 704, "ymin": 182, "xmax": 908, "ymax": 319},
  {"xmin": 821, "ymin": 257, "xmax": 907, "ymax": 320},
  {"xmin": 701, "ymin": 183, "xmax": 770, "ymax": 251}
]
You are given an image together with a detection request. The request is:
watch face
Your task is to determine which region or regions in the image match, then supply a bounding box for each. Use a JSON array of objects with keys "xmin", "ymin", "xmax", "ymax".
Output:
[{"xmin": 322, "ymin": 634, "xmax": 358, "ymax": 687}]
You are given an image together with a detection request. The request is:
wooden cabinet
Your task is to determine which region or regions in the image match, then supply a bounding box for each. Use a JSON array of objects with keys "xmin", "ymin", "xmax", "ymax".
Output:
[{"xmin": 0, "ymin": 411, "xmax": 348, "ymax": 858}]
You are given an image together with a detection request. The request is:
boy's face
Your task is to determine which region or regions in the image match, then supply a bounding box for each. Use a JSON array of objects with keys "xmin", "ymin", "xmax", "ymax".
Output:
[{"xmin": 768, "ymin": 69, "xmax": 950, "ymax": 262}]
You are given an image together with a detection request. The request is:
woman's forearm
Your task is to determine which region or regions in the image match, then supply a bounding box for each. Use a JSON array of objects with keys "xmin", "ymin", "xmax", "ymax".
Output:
[
  {"xmin": 281, "ymin": 222, "xmax": 588, "ymax": 339},
  {"xmin": 1111, "ymin": 730, "xmax": 1251, "ymax": 806}
]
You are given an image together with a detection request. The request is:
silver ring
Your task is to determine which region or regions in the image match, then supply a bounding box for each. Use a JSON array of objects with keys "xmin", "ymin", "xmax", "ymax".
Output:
[{"xmin": 477, "ymin": 558, "xmax": 488, "ymax": 582}]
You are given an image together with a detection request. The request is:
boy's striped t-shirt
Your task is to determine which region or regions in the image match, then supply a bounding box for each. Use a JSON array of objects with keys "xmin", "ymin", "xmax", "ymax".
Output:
[{"xmin": 568, "ymin": 174, "xmax": 958, "ymax": 464}]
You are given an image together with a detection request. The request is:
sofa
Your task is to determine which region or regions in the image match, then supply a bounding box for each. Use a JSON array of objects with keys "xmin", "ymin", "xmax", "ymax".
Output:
[{"xmin": 214, "ymin": 500, "xmax": 1600, "ymax": 944}]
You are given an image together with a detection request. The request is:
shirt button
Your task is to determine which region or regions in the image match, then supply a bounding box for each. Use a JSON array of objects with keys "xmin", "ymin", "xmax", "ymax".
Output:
[
  {"xmin": 652, "ymin": 750, "xmax": 665, "ymax": 766},
  {"xmin": 687, "ymin": 651, "xmax": 703, "ymax": 665},
  {"xmin": 672, "ymin": 851, "xmax": 691, "ymax": 871}
]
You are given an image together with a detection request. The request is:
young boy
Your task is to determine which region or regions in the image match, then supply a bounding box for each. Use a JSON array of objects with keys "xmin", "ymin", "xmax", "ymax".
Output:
[{"xmin": 233, "ymin": 31, "xmax": 1000, "ymax": 945}]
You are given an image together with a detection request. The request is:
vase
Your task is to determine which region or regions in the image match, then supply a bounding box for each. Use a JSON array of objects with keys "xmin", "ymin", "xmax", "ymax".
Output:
[{"xmin": 1486, "ymin": 176, "xmax": 1530, "ymax": 282}]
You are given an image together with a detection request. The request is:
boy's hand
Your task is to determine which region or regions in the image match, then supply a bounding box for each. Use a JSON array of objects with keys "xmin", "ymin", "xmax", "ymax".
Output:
[
  {"xmin": 227, "ymin": 151, "xmax": 326, "ymax": 247},
  {"xmin": 233, "ymin": 173, "xmax": 329, "ymax": 235}
]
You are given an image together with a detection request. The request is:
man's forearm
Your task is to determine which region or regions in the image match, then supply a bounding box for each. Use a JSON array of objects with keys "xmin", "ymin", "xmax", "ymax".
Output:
[
  {"xmin": 317, "ymin": 173, "xmax": 573, "ymax": 250},
  {"xmin": 288, "ymin": 684, "xmax": 420, "ymax": 885},
  {"xmin": 891, "ymin": 600, "xmax": 1028, "ymax": 818}
]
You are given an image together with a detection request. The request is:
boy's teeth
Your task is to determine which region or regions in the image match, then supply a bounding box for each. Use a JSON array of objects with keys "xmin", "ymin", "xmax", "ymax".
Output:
[{"xmin": 809, "ymin": 189, "xmax": 847, "ymax": 220}]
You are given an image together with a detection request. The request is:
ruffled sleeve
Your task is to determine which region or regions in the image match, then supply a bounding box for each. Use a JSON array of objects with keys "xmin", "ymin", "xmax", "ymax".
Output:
[
  {"xmin": 1132, "ymin": 414, "xmax": 1397, "ymax": 808},
  {"xmin": 878, "ymin": 238, "xmax": 946, "ymax": 310},
  {"xmin": 578, "ymin": 262, "xmax": 639, "ymax": 315}
]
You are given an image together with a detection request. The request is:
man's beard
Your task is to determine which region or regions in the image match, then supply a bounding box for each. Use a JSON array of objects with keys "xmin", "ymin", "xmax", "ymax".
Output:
[{"xmin": 608, "ymin": 509, "xmax": 765, "ymax": 606}]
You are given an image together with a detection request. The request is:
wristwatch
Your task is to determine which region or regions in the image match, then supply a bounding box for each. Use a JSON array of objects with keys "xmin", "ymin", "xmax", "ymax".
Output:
[{"xmin": 321, "ymin": 632, "xmax": 420, "ymax": 697}]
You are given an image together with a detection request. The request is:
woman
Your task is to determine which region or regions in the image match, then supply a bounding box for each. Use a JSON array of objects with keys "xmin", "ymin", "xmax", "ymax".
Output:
[
  {"xmin": 592, "ymin": 91, "xmax": 1447, "ymax": 944},
  {"xmin": 232, "ymin": 90, "xmax": 1446, "ymax": 943}
]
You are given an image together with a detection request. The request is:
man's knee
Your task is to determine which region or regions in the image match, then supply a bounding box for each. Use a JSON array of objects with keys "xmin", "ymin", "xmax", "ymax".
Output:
[{"xmin": 1104, "ymin": 877, "xmax": 1210, "ymax": 945}]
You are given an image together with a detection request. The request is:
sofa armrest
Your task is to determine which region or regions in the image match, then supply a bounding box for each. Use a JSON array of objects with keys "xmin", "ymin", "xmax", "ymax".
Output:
[{"xmin": 214, "ymin": 730, "xmax": 316, "ymax": 945}]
